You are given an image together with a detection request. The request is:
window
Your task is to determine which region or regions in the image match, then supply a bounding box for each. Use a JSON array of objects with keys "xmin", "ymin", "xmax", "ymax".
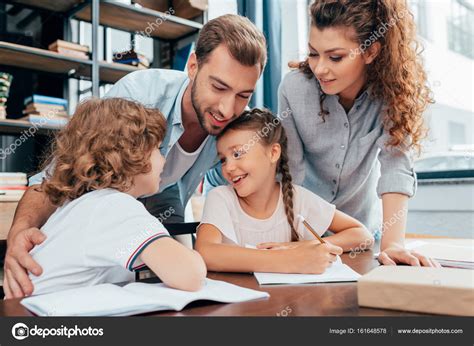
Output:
[
  {"xmin": 447, "ymin": 0, "xmax": 474, "ymax": 59},
  {"xmin": 409, "ymin": 0, "xmax": 430, "ymax": 39},
  {"xmin": 448, "ymin": 121, "xmax": 466, "ymax": 146}
]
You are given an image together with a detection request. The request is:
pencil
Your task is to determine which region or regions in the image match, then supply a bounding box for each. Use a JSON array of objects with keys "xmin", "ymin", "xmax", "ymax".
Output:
[{"xmin": 297, "ymin": 214, "xmax": 326, "ymax": 244}]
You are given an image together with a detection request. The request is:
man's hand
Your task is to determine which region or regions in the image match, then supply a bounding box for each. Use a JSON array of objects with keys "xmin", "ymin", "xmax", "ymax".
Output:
[{"xmin": 3, "ymin": 228, "xmax": 46, "ymax": 299}]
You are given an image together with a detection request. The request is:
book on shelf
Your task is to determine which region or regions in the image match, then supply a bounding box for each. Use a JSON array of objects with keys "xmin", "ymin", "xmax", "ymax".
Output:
[
  {"xmin": 24, "ymin": 95, "xmax": 68, "ymax": 108},
  {"xmin": 0, "ymin": 172, "xmax": 27, "ymax": 196},
  {"xmin": 0, "ymin": 186, "xmax": 27, "ymax": 196},
  {"xmin": 0, "ymin": 72, "xmax": 13, "ymax": 118},
  {"xmin": 0, "ymin": 172, "xmax": 27, "ymax": 186},
  {"xmin": 113, "ymin": 50, "xmax": 150, "ymax": 68},
  {"xmin": 23, "ymin": 109, "xmax": 69, "ymax": 118},
  {"xmin": 51, "ymin": 47, "xmax": 89, "ymax": 60},
  {"xmin": 20, "ymin": 114, "xmax": 68, "ymax": 127},
  {"xmin": 24, "ymin": 102, "xmax": 66, "ymax": 113},
  {"xmin": 48, "ymin": 39, "xmax": 89, "ymax": 53}
]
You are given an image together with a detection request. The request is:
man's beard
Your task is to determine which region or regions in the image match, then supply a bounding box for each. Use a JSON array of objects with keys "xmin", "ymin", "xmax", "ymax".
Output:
[{"xmin": 190, "ymin": 77, "xmax": 232, "ymax": 136}]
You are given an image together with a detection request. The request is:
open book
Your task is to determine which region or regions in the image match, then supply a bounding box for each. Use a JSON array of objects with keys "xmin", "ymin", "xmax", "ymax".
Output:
[
  {"xmin": 21, "ymin": 278, "xmax": 269, "ymax": 316},
  {"xmin": 254, "ymin": 256, "xmax": 361, "ymax": 285}
]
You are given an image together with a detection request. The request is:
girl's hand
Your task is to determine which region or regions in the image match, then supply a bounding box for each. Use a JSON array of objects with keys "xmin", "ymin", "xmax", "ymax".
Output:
[
  {"xmin": 257, "ymin": 239, "xmax": 324, "ymax": 250},
  {"xmin": 257, "ymin": 241, "xmax": 300, "ymax": 250},
  {"xmin": 378, "ymin": 245, "xmax": 441, "ymax": 267},
  {"xmin": 286, "ymin": 242, "xmax": 343, "ymax": 274}
]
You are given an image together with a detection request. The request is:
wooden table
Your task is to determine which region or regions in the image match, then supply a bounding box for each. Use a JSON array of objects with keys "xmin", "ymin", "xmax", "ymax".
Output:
[{"xmin": 0, "ymin": 249, "xmax": 428, "ymax": 317}]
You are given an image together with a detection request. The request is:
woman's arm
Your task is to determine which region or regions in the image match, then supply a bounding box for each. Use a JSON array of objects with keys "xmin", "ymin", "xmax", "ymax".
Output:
[
  {"xmin": 378, "ymin": 193, "xmax": 439, "ymax": 267},
  {"xmin": 139, "ymin": 237, "xmax": 207, "ymax": 292},
  {"xmin": 195, "ymin": 224, "xmax": 342, "ymax": 274},
  {"xmin": 323, "ymin": 210, "xmax": 374, "ymax": 252}
]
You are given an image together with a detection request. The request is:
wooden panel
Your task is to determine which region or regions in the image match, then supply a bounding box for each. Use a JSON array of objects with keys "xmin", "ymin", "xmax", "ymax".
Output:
[
  {"xmin": 0, "ymin": 119, "xmax": 62, "ymax": 135},
  {"xmin": 136, "ymin": 0, "xmax": 206, "ymax": 19},
  {"xmin": 0, "ymin": 41, "xmax": 91, "ymax": 75},
  {"xmin": 74, "ymin": 1, "xmax": 202, "ymax": 40},
  {"xmin": 0, "ymin": 41, "xmax": 139, "ymax": 84},
  {"xmin": 9, "ymin": 0, "xmax": 84, "ymax": 13}
]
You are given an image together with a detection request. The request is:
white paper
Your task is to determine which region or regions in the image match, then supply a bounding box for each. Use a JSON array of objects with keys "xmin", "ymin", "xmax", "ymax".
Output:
[
  {"xmin": 254, "ymin": 257, "xmax": 360, "ymax": 285},
  {"xmin": 21, "ymin": 278, "xmax": 270, "ymax": 316}
]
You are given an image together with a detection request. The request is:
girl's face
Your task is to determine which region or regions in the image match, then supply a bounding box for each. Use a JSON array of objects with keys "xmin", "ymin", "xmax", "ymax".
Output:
[
  {"xmin": 132, "ymin": 147, "xmax": 166, "ymax": 197},
  {"xmin": 217, "ymin": 129, "xmax": 281, "ymax": 198},
  {"xmin": 307, "ymin": 25, "xmax": 378, "ymax": 101}
]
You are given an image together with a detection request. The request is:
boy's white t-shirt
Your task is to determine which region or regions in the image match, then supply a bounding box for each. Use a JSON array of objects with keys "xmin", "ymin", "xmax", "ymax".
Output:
[
  {"xmin": 198, "ymin": 184, "xmax": 336, "ymax": 246},
  {"xmin": 30, "ymin": 189, "xmax": 170, "ymax": 296}
]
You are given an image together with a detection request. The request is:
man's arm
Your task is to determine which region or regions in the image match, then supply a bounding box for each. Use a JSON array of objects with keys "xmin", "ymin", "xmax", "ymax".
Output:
[
  {"xmin": 3, "ymin": 185, "xmax": 57, "ymax": 298},
  {"xmin": 8, "ymin": 185, "xmax": 57, "ymax": 241}
]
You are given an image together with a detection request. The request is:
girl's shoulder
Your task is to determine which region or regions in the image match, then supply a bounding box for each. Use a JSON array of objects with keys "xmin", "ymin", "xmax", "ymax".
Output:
[
  {"xmin": 206, "ymin": 185, "xmax": 237, "ymax": 203},
  {"xmin": 280, "ymin": 69, "xmax": 321, "ymax": 97},
  {"xmin": 292, "ymin": 184, "xmax": 328, "ymax": 205}
]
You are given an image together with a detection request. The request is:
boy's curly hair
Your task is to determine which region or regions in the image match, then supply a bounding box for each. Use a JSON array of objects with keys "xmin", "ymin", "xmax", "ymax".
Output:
[
  {"xmin": 40, "ymin": 98, "xmax": 167, "ymax": 206},
  {"xmin": 299, "ymin": 0, "xmax": 433, "ymax": 152}
]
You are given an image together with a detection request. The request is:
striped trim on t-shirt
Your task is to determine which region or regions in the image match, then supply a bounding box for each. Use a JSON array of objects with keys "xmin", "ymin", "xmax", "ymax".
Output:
[{"xmin": 126, "ymin": 232, "xmax": 170, "ymax": 271}]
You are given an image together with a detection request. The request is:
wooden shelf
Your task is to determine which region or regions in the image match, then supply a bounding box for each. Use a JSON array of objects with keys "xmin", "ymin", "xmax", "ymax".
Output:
[
  {"xmin": 74, "ymin": 1, "xmax": 203, "ymax": 40},
  {"xmin": 8, "ymin": 0, "xmax": 85, "ymax": 13},
  {"xmin": 0, "ymin": 119, "xmax": 62, "ymax": 135},
  {"xmin": 0, "ymin": 41, "xmax": 140, "ymax": 83}
]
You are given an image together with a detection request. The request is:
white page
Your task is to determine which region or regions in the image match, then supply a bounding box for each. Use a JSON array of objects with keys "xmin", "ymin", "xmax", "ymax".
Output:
[
  {"xmin": 21, "ymin": 278, "xmax": 269, "ymax": 316},
  {"xmin": 254, "ymin": 257, "xmax": 360, "ymax": 285}
]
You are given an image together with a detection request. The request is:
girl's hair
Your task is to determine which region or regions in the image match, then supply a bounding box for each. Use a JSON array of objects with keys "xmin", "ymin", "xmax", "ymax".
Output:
[
  {"xmin": 217, "ymin": 108, "xmax": 299, "ymax": 241},
  {"xmin": 40, "ymin": 98, "xmax": 167, "ymax": 206},
  {"xmin": 298, "ymin": 0, "xmax": 433, "ymax": 152}
]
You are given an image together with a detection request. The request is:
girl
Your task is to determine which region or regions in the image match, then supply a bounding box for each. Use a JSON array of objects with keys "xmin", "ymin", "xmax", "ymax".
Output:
[
  {"xmin": 26, "ymin": 98, "xmax": 206, "ymax": 296},
  {"xmin": 195, "ymin": 109, "xmax": 373, "ymax": 274},
  {"xmin": 280, "ymin": 0, "xmax": 438, "ymax": 266}
]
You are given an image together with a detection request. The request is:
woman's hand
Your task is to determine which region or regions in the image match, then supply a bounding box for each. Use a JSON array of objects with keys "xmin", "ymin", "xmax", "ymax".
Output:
[{"xmin": 378, "ymin": 244, "xmax": 441, "ymax": 267}]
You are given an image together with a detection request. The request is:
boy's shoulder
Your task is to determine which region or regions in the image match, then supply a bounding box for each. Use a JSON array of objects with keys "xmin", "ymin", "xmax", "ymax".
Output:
[{"xmin": 74, "ymin": 189, "xmax": 146, "ymax": 216}]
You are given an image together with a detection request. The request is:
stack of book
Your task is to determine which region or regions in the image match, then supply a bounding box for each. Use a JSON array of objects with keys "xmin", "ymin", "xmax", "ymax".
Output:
[
  {"xmin": 48, "ymin": 39, "xmax": 89, "ymax": 59},
  {"xmin": 113, "ymin": 50, "xmax": 150, "ymax": 69},
  {"xmin": 0, "ymin": 172, "xmax": 28, "ymax": 197},
  {"xmin": 0, "ymin": 72, "xmax": 13, "ymax": 119},
  {"xmin": 21, "ymin": 94, "xmax": 69, "ymax": 127}
]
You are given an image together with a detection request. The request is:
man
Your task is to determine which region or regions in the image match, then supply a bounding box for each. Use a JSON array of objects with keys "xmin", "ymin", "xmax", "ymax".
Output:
[{"xmin": 3, "ymin": 14, "xmax": 267, "ymax": 299}]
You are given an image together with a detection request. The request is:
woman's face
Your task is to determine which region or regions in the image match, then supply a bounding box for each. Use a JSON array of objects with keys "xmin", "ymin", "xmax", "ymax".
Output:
[{"xmin": 307, "ymin": 25, "xmax": 377, "ymax": 102}]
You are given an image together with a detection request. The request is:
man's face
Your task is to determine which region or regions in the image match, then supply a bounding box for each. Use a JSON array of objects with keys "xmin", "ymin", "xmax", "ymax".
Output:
[{"xmin": 188, "ymin": 44, "xmax": 261, "ymax": 136}]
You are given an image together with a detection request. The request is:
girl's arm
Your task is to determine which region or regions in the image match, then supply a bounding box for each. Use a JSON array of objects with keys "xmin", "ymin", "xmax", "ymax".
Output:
[
  {"xmin": 195, "ymin": 223, "xmax": 342, "ymax": 274},
  {"xmin": 261, "ymin": 210, "xmax": 373, "ymax": 253},
  {"xmin": 323, "ymin": 210, "xmax": 374, "ymax": 252},
  {"xmin": 139, "ymin": 237, "xmax": 207, "ymax": 291},
  {"xmin": 378, "ymin": 193, "xmax": 439, "ymax": 267}
]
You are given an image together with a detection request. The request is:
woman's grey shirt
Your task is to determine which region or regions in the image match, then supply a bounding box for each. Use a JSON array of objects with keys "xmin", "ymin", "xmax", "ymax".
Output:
[{"xmin": 279, "ymin": 70, "xmax": 417, "ymax": 234}]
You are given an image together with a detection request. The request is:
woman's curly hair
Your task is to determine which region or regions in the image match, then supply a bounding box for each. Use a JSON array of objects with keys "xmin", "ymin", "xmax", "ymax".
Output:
[
  {"xmin": 40, "ymin": 98, "xmax": 167, "ymax": 206},
  {"xmin": 299, "ymin": 0, "xmax": 433, "ymax": 152}
]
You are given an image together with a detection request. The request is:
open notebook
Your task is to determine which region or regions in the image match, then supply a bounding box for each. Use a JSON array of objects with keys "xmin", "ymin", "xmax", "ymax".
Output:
[
  {"xmin": 21, "ymin": 278, "xmax": 269, "ymax": 316},
  {"xmin": 254, "ymin": 256, "xmax": 361, "ymax": 285}
]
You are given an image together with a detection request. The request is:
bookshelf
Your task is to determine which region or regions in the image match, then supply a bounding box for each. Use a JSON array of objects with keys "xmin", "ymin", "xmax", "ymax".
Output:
[
  {"xmin": 0, "ymin": 0, "xmax": 205, "ymax": 167},
  {"xmin": 3, "ymin": 0, "xmax": 204, "ymax": 94}
]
